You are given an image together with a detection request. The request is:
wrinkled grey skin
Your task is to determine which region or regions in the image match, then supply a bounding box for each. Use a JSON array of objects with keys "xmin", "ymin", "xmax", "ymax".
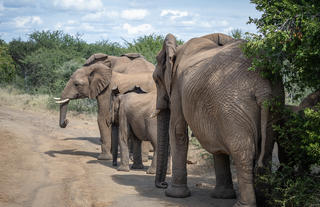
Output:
[
  {"xmin": 112, "ymin": 91, "xmax": 171, "ymax": 174},
  {"xmin": 153, "ymin": 33, "xmax": 284, "ymax": 207},
  {"xmin": 58, "ymin": 53, "xmax": 155, "ymax": 161}
]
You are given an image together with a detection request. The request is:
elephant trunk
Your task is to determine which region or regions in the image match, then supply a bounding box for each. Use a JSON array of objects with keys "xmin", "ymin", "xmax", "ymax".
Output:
[
  {"xmin": 155, "ymin": 109, "xmax": 170, "ymax": 188},
  {"xmin": 59, "ymin": 101, "xmax": 69, "ymax": 128}
]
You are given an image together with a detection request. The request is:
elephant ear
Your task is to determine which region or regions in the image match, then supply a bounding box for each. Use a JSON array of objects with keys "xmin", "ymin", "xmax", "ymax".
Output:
[
  {"xmin": 88, "ymin": 63, "xmax": 112, "ymax": 99},
  {"xmin": 201, "ymin": 33, "xmax": 235, "ymax": 46},
  {"xmin": 85, "ymin": 53, "xmax": 108, "ymax": 66},
  {"xmin": 163, "ymin": 33, "xmax": 177, "ymax": 96},
  {"xmin": 121, "ymin": 53, "xmax": 143, "ymax": 60}
]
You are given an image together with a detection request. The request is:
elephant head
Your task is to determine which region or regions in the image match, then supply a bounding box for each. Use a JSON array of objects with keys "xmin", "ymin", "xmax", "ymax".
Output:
[
  {"xmin": 57, "ymin": 62, "xmax": 112, "ymax": 128},
  {"xmin": 153, "ymin": 34, "xmax": 177, "ymax": 188}
]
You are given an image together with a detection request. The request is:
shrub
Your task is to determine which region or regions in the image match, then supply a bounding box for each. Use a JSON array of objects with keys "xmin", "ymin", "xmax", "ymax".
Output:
[
  {"xmin": 0, "ymin": 40, "xmax": 16, "ymax": 83},
  {"xmin": 256, "ymin": 104, "xmax": 320, "ymax": 206}
]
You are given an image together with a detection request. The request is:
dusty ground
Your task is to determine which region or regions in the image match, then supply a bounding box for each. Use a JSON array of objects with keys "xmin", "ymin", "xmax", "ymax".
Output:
[{"xmin": 0, "ymin": 102, "xmax": 237, "ymax": 207}]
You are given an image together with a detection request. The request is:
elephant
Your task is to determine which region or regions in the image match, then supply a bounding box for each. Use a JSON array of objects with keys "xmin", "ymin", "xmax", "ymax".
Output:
[
  {"xmin": 56, "ymin": 53, "xmax": 155, "ymax": 162},
  {"xmin": 152, "ymin": 33, "xmax": 284, "ymax": 207},
  {"xmin": 112, "ymin": 91, "xmax": 171, "ymax": 174}
]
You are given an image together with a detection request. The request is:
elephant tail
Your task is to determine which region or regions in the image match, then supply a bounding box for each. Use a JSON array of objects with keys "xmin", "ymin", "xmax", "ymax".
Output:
[
  {"xmin": 255, "ymin": 83, "xmax": 272, "ymax": 168},
  {"xmin": 257, "ymin": 105, "xmax": 269, "ymax": 168}
]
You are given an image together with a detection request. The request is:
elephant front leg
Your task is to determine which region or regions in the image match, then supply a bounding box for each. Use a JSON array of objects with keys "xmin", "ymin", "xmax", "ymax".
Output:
[
  {"xmin": 165, "ymin": 114, "xmax": 190, "ymax": 198},
  {"xmin": 131, "ymin": 137, "xmax": 144, "ymax": 169},
  {"xmin": 211, "ymin": 154, "xmax": 236, "ymax": 199},
  {"xmin": 97, "ymin": 116, "xmax": 112, "ymax": 160}
]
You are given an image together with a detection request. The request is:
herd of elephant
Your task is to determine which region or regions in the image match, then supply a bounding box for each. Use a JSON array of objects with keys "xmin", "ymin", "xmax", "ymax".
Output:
[{"xmin": 55, "ymin": 33, "xmax": 286, "ymax": 207}]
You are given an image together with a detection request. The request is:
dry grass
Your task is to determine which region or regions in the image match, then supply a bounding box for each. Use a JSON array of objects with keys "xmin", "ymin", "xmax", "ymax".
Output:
[
  {"xmin": 0, "ymin": 86, "xmax": 96, "ymax": 120},
  {"xmin": 0, "ymin": 86, "xmax": 50, "ymax": 111}
]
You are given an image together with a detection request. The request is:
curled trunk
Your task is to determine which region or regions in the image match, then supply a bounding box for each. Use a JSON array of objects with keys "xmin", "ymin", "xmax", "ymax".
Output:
[
  {"xmin": 59, "ymin": 102, "xmax": 69, "ymax": 128},
  {"xmin": 155, "ymin": 109, "xmax": 170, "ymax": 188}
]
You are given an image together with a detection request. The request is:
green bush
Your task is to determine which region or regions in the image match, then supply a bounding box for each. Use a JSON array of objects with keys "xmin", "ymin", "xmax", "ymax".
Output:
[
  {"xmin": 256, "ymin": 165, "xmax": 320, "ymax": 207},
  {"xmin": 0, "ymin": 40, "xmax": 16, "ymax": 83},
  {"xmin": 275, "ymin": 106, "xmax": 320, "ymax": 170},
  {"xmin": 256, "ymin": 105, "xmax": 320, "ymax": 207}
]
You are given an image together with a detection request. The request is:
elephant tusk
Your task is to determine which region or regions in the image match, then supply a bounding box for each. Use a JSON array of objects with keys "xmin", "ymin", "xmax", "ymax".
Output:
[
  {"xmin": 150, "ymin": 109, "xmax": 161, "ymax": 118},
  {"xmin": 53, "ymin": 97, "xmax": 61, "ymax": 100},
  {"xmin": 55, "ymin": 98, "xmax": 70, "ymax": 104}
]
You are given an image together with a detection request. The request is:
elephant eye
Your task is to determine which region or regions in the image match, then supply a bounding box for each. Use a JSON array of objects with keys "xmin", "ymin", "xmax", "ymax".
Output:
[{"xmin": 74, "ymin": 83, "xmax": 80, "ymax": 87}]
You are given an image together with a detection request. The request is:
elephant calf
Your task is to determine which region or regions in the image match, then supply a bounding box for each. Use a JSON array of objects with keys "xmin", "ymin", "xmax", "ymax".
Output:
[{"xmin": 113, "ymin": 91, "xmax": 170, "ymax": 174}]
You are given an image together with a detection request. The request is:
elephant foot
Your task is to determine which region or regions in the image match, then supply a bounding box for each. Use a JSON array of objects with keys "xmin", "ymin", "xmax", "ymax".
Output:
[
  {"xmin": 117, "ymin": 165, "xmax": 130, "ymax": 172},
  {"xmin": 97, "ymin": 153, "xmax": 112, "ymax": 160},
  {"xmin": 142, "ymin": 157, "xmax": 149, "ymax": 162},
  {"xmin": 165, "ymin": 184, "xmax": 191, "ymax": 198},
  {"xmin": 131, "ymin": 163, "xmax": 144, "ymax": 169},
  {"xmin": 233, "ymin": 201, "xmax": 256, "ymax": 207},
  {"xmin": 211, "ymin": 187, "xmax": 236, "ymax": 199},
  {"xmin": 112, "ymin": 161, "xmax": 117, "ymax": 166},
  {"xmin": 166, "ymin": 168, "xmax": 172, "ymax": 175},
  {"xmin": 146, "ymin": 167, "xmax": 156, "ymax": 174}
]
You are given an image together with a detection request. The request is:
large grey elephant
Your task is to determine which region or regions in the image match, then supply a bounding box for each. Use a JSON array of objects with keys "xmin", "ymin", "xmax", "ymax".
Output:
[
  {"xmin": 153, "ymin": 33, "xmax": 284, "ymax": 207},
  {"xmin": 112, "ymin": 91, "xmax": 171, "ymax": 174},
  {"xmin": 56, "ymin": 53, "xmax": 155, "ymax": 161}
]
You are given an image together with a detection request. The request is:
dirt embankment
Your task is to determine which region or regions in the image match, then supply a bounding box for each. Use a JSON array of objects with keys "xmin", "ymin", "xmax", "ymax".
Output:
[{"xmin": 0, "ymin": 91, "xmax": 236, "ymax": 207}]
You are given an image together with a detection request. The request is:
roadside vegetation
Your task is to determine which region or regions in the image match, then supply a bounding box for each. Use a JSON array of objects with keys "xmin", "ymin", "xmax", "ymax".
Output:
[
  {"xmin": 0, "ymin": 1, "xmax": 319, "ymax": 205},
  {"xmin": 0, "ymin": 31, "xmax": 169, "ymax": 113},
  {"xmin": 243, "ymin": 0, "xmax": 320, "ymax": 206}
]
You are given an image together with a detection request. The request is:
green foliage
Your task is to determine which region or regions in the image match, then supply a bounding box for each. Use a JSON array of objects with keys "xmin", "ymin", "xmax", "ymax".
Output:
[
  {"xmin": 256, "ymin": 105, "xmax": 320, "ymax": 207},
  {"xmin": 245, "ymin": 1, "xmax": 320, "ymax": 206},
  {"xmin": 275, "ymin": 105, "xmax": 320, "ymax": 171},
  {"xmin": 123, "ymin": 34, "xmax": 183, "ymax": 64},
  {"xmin": 0, "ymin": 40, "xmax": 16, "ymax": 83},
  {"xmin": 2, "ymin": 30, "xmax": 168, "ymax": 113},
  {"xmin": 244, "ymin": 0, "xmax": 320, "ymax": 99},
  {"xmin": 22, "ymin": 48, "xmax": 77, "ymax": 93},
  {"xmin": 229, "ymin": 29, "xmax": 244, "ymax": 39},
  {"xmin": 124, "ymin": 34, "xmax": 164, "ymax": 64},
  {"xmin": 82, "ymin": 40, "xmax": 125, "ymax": 59},
  {"xmin": 256, "ymin": 166, "xmax": 320, "ymax": 207}
]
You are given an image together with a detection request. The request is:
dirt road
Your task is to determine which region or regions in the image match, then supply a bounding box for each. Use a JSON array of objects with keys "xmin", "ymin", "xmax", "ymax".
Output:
[{"xmin": 0, "ymin": 106, "xmax": 236, "ymax": 207}]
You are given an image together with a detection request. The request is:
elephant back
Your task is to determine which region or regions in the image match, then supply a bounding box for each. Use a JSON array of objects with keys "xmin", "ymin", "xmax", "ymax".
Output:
[{"xmin": 112, "ymin": 53, "xmax": 155, "ymax": 74}]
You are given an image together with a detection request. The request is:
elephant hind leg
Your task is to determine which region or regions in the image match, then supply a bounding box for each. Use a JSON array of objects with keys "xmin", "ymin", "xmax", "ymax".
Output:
[
  {"xmin": 142, "ymin": 141, "xmax": 150, "ymax": 162},
  {"xmin": 117, "ymin": 106, "xmax": 130, "ymax": 172},
  {"xmin": 211, "ymin": 154, "xmax": 236, "ymax": 199},
  {"xmin": 146, "ymin": 140, "xmax": 157, "ymax": 174},
  {"xmin": 229, "ymin": 135, "xmax": 256, "ymax": 207}
]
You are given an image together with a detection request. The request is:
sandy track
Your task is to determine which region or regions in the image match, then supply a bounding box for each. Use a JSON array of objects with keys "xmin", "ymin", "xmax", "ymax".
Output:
[{"xmin": 0, "ymin": 106, "xmax": 236, "ymax": 207}]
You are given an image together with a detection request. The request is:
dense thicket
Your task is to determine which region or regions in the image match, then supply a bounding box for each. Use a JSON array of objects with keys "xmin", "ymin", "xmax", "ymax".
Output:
[
  {"xmin": 0, "ymin": 40, "xmax": 15, "ymax": 83},
  {"xmin": 0, "ymin": 30, "xmax": 166, "ymax": 95},
  {"xmin": 244, "ymin": 1, "xmax": 320, "ymax": 206}
]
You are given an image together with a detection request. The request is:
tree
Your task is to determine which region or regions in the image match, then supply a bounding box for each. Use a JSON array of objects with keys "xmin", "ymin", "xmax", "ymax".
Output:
[
  {"xmin": 245, "ymin": 1, "xmax": 320, "ymax": 206},
  {"xmin": 0, "ymin": 40, "xmax": 16, "ymax": 83},
  {"xmin": 244, "ymin": 0, "xmax": 320, "ymax": 99}
]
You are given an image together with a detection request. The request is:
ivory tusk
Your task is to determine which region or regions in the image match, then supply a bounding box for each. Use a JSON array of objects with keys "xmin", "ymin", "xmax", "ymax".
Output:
[
  {"xmin": 55, "ymin": 98, "xmax": 70, "ymax": 104},
  {"xmin": 53, "ymin": 97, "xmax": 61, "ymax": 100},
  {"xmin": 150, "ymin": 109, "xmax": 161, "ymax": 118}
]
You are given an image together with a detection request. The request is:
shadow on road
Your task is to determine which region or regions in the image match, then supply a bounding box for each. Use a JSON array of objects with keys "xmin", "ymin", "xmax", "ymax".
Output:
[
  {"xmin": 63, "ymin": 137, "xmax": 101, "ymax": 145},
  {"xmin": 111, "ymin": 174, "xmax": 236, "ymax": 207},
  {"xmin": 45, "ymin": 149, "xmax": 99, "ymax": 158}
]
